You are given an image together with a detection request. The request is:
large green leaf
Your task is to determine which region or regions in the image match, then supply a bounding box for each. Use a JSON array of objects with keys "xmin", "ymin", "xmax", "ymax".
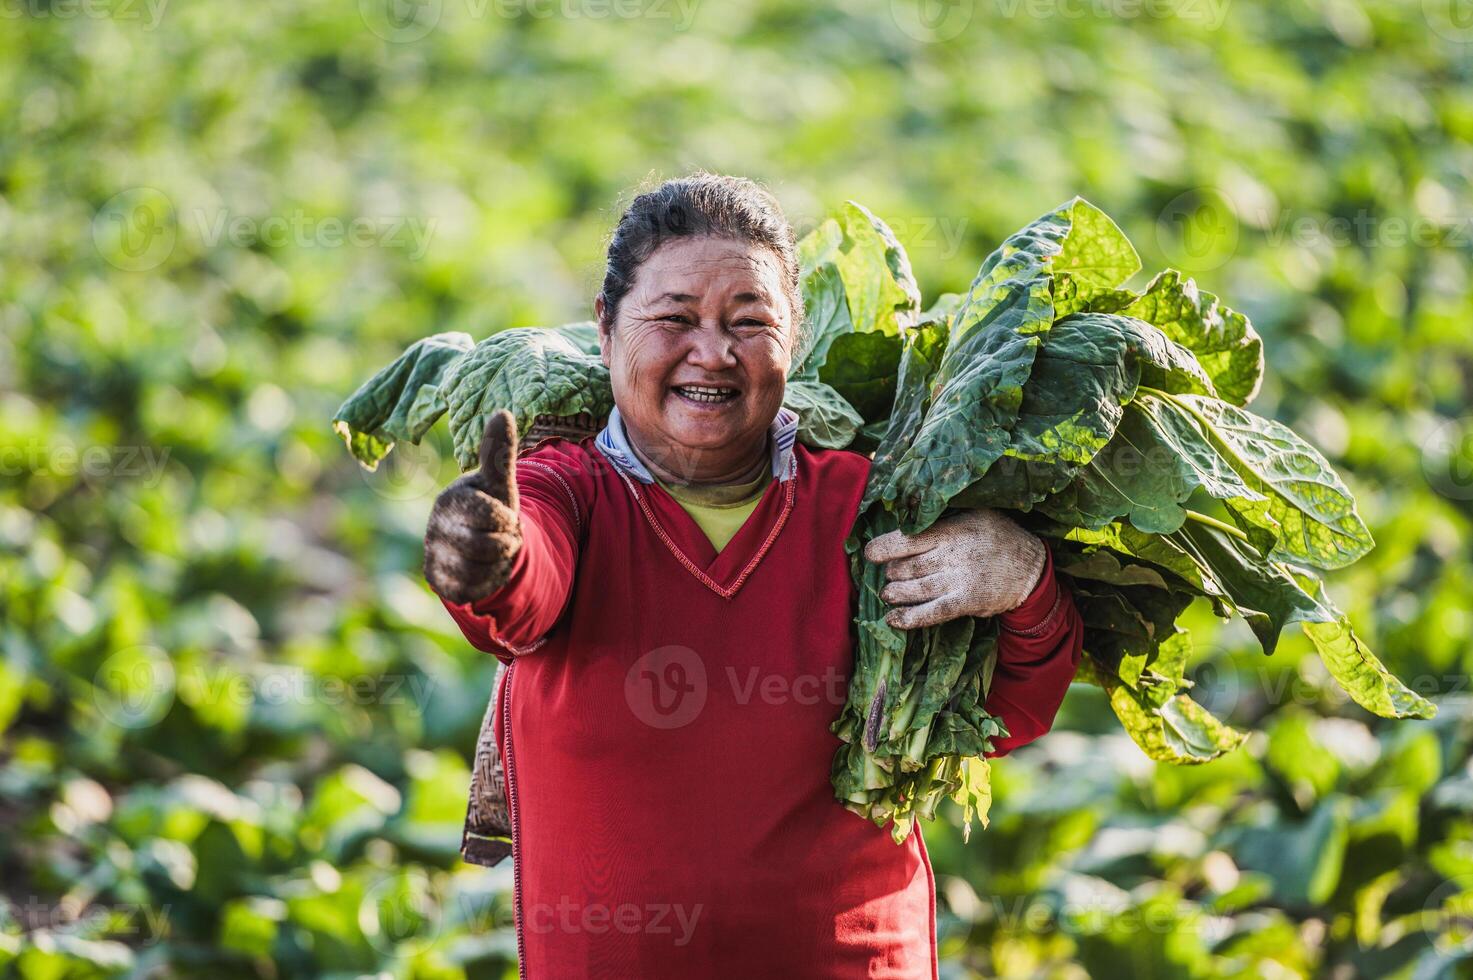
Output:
[
  {"xmin": 835, "ymin": 201, "xmax": 921, "ymax": 336},
  {"xmin": 1170, "ymin": 394, "xmax": 1375, "ymax": 570},
  {"xmin": 440, "ymin": 328, "xmax": 616, "ymax": 470},
  {"xmin": 1296, "ymin": 577, "xmax": 1437, "ymax": 720},
  {"xmin": 949, "ymin": 315, "xmax": 1138, "ymax": 511},
  {"xmin": 1054, "ymin": 547, "xmax": 1173, "ymax": 591},
  {"xmin": 955, "ymin": 317, "xmax": 1215, "ymax": 513},
  {"xmin": 867, "ymin": 199, "xmax": 1094, "ymax": 528},
  {"xmin": 1118, "ymin": 271, "xmax": 1264, "ymax": 406},
  {"xmin": 552, "ymin": 321, "xmax": 602, "ymax": 355},
  {"xmin": 1169, "ymin": 517, "xmax": 1328, "ymax": 654},
  {"xmin": 1076, "ymin": 635, "xmax": 1246, "ymax": 764},
  {"xmin": 1054, "ymin": 268, "xmax": 1262, "ymax": 406},
  {"xmin": 1069, "ymin": 582, "xmax": 1174, "ymax": 681},
  {"xmin": 883, "ymin": 301, "xmax": 1050, "ymax": 530},
  {"xmin": 791, "ymin": 258, "xmax": 852, "ymax": 382},
  {"xmin": 332, "ymin": 332, "xmax": 474, "ymax": 469},
  {"xmin": 1048, "ymin": 197, "xmax": 1141, "ymax": 289},
  {"xmin": 1168, "ymin": 520, "xmax": 1435, "ymax": 719},
  {"xmin": 792, "ymin": 201, "xmax": 919, "ymax": 380},
  {"xmin": 1091, "ymin": 313, "xmax": 1218, "ymax": 398},
  {"xmin": 781, "ymin": 379, "xmax": 864, "ymax": 450},
  {"xmin": 859, "ymin": 319, "xmax": 951, "ymax": 518},
  {"xmin": 817, "ymin": 331, "xmax": 904, "ymax": 424},
  {"xmin": 1042, "ymin": 519, "xmax": 1211, "ymax": 590},
  {"xmin": 1068, "ymin": 574, "xmax": 1195, "ymax": 684},
  {"xmin": 1039, "ymin": 392, "xmax": 1263, "ymax": 534},
  {"xmin": 1051, "ymin": 274, "xmax": 1137, "ymax": 318}
]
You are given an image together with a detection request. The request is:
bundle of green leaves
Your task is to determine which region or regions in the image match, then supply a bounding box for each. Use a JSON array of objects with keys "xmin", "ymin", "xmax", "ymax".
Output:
[
  {"xmin": 833, "ymin": 198, "xmax": 1435, "ymax": 844},
  {"xmin": 333, "ymin": 198, "xmax": 1433, "ymax": 847}
]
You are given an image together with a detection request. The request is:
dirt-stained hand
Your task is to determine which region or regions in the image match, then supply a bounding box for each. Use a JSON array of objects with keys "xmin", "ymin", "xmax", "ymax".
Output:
[
  {"xmin": 863, "ymin": 509, "xmax": 1046, "ymax": 630},
  {"xmin": 423, "ymin": 411, "xmax": 523, "ymax": 605}
]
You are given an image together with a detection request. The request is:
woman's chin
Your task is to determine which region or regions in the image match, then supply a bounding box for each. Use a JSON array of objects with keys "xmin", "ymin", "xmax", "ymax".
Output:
[
  {"xmin": 660, "ymin": 409, "xmax": 754, "ymax": 451},
  {"xmin": 664, "ymin": 423, "xmax": 747, "ymax": 451},
  {"xmin": 663, "ymin": 395, "xmax": 746, "ymax": 430}
]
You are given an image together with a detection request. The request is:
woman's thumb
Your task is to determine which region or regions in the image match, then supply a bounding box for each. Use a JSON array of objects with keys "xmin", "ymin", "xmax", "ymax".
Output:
[{"xmin": 477, "ymin": 410, "xmax": 519, "ymax": 510}]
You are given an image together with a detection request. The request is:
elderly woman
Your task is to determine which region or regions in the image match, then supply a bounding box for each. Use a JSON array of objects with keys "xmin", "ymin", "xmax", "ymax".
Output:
[{"xmin": 425, "ymin": 174, "xmax": 1083, "ymax": 978}]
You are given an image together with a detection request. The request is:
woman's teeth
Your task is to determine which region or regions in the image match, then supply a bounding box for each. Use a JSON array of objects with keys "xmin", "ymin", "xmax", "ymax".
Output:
[{"xmin": 673, "ymin": 385, "xmax": 739, "ymax": 404}]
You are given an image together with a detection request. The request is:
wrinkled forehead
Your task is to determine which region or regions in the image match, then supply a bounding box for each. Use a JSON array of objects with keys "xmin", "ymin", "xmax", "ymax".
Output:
[{"xmin": 628, "ymin": 237, "xmax": 789, "ymax": 310}]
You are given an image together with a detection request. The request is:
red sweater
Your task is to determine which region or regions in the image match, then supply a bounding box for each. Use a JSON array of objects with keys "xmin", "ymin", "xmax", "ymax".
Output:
[{"xmin": 441, "ymin": 438, "xmax": 1083, "ymax": 979}]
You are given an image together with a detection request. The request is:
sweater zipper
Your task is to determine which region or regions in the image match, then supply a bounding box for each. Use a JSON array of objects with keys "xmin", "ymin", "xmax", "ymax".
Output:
[{"xmin": 501, "ymin": 659, "xmax": 526, "ymax": 978}]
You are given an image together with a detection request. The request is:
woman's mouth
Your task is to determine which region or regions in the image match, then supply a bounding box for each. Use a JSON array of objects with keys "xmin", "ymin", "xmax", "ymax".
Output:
[{"xmin": 671, "ymin": 384, "xmax": 741, "ymax": 405}]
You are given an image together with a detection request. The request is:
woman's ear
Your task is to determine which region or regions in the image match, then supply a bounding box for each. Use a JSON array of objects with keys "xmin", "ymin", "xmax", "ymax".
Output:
[{"xmin": 594, "ymin": 295, "xmax": 612, "ymax": 368}]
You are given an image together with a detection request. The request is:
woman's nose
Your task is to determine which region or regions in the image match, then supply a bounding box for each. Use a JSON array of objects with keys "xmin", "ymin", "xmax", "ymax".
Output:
[{"xmin": 685, "ymin": 325, "xmax": 738, "ymax": 370}]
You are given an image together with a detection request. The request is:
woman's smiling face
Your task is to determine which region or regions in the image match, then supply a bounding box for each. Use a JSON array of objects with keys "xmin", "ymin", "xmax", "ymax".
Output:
[{"xmin": 597, "ymin": 236, "xmax": 796, "ymax": 483}]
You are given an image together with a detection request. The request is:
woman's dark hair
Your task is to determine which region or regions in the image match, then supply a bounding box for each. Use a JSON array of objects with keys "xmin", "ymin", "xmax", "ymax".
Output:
[{"xmin": 597, "ymin": 172, "xmax": 802, "ymax": 330}]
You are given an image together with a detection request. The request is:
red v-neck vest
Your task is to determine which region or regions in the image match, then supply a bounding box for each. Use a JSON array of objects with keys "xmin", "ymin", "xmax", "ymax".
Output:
[{"xmin": 441, "ymin": 437, "xmax": 1083, "ymax": 979}]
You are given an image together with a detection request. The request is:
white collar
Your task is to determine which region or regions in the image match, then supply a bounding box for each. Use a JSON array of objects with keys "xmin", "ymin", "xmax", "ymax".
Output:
[{"xmin": 594, "ymin": 404, "xmax": 799, "ymax": 485}]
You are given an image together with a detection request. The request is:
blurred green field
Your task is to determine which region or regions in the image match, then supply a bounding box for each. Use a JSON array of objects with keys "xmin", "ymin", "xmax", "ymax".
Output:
[{"xmin": 3, "ymin": 0, "xmax": 1473, "ymax": 976}]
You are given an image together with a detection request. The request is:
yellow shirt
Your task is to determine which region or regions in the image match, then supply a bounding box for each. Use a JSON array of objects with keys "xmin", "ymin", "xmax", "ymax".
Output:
[{"xmin": 656, "ymin": 467, "xmax": 773, "ymax": 554}]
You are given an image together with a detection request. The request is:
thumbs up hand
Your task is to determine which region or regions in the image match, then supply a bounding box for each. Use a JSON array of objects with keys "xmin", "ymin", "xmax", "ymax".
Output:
[{"xmin": 424, "ymin": 411, "xmax": 525, "ymax": 605}]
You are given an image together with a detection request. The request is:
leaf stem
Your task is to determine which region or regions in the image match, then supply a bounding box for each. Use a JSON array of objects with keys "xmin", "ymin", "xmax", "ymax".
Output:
[{"xmin": 1183, "ymin": 509, "xmax": 1250, "ymax": 543}]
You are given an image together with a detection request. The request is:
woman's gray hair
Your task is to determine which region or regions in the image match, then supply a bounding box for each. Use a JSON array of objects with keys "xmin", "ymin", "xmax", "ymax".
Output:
[{"xmin": 597, "ymin": 172, "xmax": 805, "ymax": 340}]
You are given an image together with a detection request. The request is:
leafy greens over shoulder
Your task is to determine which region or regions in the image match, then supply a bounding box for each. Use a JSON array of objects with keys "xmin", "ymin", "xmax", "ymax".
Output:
[
  {"xmin": 333, "ymin": 197, "xmax": 1432, "ymax": 847},
  {"xmin": 331, "ymin": 201, "xmax": 915, "ymax": 468}
]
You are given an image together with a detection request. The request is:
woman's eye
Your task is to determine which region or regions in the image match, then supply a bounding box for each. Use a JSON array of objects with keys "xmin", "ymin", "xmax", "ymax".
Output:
[{"xmin": 657, "ymin": 314, "xmax": 693, "ymax": 325}]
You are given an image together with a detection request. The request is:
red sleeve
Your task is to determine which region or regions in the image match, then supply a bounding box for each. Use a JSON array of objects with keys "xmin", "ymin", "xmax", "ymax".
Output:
[
  {"xmin": 437, "ymin": 446, "xmax": 589, "ymax": 662},
  {"xmin": 982, "ymin": 544, "xmax": 1084, "ymax": 758}
]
